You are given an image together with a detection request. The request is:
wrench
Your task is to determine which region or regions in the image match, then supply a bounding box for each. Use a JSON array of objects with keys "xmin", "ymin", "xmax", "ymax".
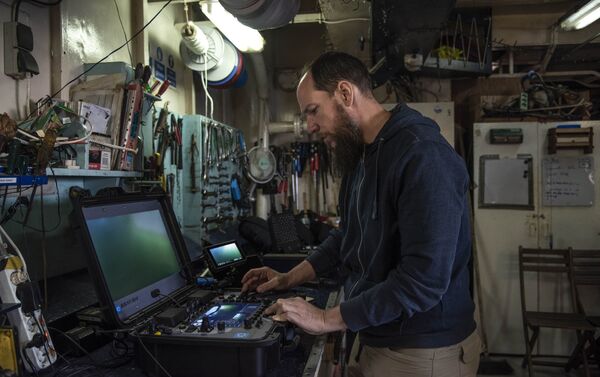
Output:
[
  {"xmin": 202, "ymin": 216, "xmax": 220, "ymax": 224},
  {"xmin": 202, "ymin": 189, "xmax": 218, "ymax": 197}
]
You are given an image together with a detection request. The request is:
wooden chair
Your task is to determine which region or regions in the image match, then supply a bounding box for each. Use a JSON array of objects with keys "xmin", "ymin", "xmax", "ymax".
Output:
[
  {"xmin": 518, "ymin": 246, "xmax": 597, "ymax": 377},
  {"xmin": 567, "ymin": 249, "xmax": 600, "ymax": 371}
]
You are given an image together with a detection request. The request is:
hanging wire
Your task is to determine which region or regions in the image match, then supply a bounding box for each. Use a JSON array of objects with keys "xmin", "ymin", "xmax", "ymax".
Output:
[{"xmin": 183, "ymin": 0, "xmax": 189, "ymax": 24}]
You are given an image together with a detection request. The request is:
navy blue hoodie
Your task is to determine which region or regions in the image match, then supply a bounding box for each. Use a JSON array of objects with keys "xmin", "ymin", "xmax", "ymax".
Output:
[{"xmin": 306, "ymin": 104, "xmax": 475, "ymax": 348}]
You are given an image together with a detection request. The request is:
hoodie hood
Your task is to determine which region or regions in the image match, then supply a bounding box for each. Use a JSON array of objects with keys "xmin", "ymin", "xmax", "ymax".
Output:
[
  {"xmin": 367, "ymin": 103, "xmax": 441, "ymax": 152},
  {"xmin": 365, "ymin": 103, "xmax": 442, "ymax": 220}
]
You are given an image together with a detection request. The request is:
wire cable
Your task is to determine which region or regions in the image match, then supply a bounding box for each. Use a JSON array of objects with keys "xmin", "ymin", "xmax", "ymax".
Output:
[
  {"xmin": 47, "ymin": 327, "xmax": 134, "ymax": 372},
  {"xmin": 17, "ymin": 112, "xmax": 93, "ymax": 147},
  {"xmin": 12, "ymin": 0, "xmax": 61, "ymax": 22},
  {"xmin": 113, "ymin": 0, "xmax": 133, "ymax": 66},
  {"xmin": 22, "ymin": 0, "xmax": 174, "ymax": 122},
  {"xmin": 0, "ymin": 224, "xmax": 29, "ymax": 273},
  {"xmin": 132, "ymin": 333, "xmax": 173, "ymax": 377},
  {"xmin": 22, "ymin": 347, "xmax": 40, "ymax": 377},
  {"xmin": 40, "ymin": 181, "xmax": 48, "ymax": 309},
  {"xmin": 9, "ymin": 168, "xmax": 62, "ymax": 233},
  {"xmin": 320, "ymin": 17, "xmax": 369, "ymax": 24},
  {"xmin": 25, "ymin": 0, "xmax": 61, "ymax": 5},
  {"xmin": 201, "ymin": 51, "xmax": 214, "ymax": 119}
]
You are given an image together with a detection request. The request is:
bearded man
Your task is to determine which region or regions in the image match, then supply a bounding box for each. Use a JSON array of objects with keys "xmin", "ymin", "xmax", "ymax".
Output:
[{"xmin": 241, "ymin": 51, "xmax": 480, "ymax": 377}]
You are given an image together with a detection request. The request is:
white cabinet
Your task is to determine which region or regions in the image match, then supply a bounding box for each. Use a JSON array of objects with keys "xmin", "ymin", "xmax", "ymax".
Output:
[{"xmin": 473, "ymin": 121, "xmax": 600, "ymax": 356}]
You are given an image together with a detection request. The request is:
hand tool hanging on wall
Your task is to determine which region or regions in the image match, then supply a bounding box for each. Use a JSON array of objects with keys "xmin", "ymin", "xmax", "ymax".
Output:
[
  {"xmin": 216, "ymin": 126, "xmax": 224, "ymax": 169},
  {"xmin": 202, "ymin": 122, "xmax": 211, "ymax": 182},
  {"xmin": 156, "ymin": 80, "xmax": 170, "ymax": 97},
  {"xmin": 154, "ymin": 104, "xmax": 169, "ymax": 137},
  {"xmin": 290, "ymin": 143, "xmax": 297, "ymax": 211},
  {"xmin": 211, "ymin": 122, "xmax": 220, "ymax": 169},
  {"xmin": 151, "ymin": 107, "xmax": 158, "ymax": 154},
  {"xmin": 202, "ymin": 189, "xmax": 217, "ymax": 197},
  {"xmin": 200, "ymin": 121, "xmax": 206, "ymax": 180},
  {"xmin": 319, "ymin": 142, "xmax": 330, "ymax": 212},
  {"xmin": 157, "ymin": 126, "xmax": 169, "ymax": 171},
  {"xmin": 293, "ymin": 143, "xmax": 301, "ymax": 212},
  {"xmin": 134, "ymin": 63, "xmax": 143, "ymax": 82},
  {"xmin": 141, "ymin": 65, "xmax": 152, "ymax": 88},
  {"xmin": 190, "ymin": 133, "xmax": 199, "ymax": 193},
  {"xmin": 167, "ymin": 173, "xmax": 175, "ymax": 203},
  {"xmin": 310, "ymin": 143, "xmax": 320, "ymax": 214},
  {"xmin": 176, "ymin": 118, "xmax": 183, "ymax": 170},
  {"xmin": 149, "ymin": 79, "xmax": 161, "ymax": 94},
  {"xmin": 169, "ymin": 114, "xmax": 177, "ymax": 164}
]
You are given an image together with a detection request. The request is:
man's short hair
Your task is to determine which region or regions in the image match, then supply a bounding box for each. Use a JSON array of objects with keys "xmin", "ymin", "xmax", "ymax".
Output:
[{"xmin": 305, "ymin": 51, "xmax": 372, "ymax": 96}]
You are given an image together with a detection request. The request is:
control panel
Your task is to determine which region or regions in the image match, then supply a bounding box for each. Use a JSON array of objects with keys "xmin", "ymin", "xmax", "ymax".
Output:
[{"xmin": 141, "ymin": 290, "xmax": 278, "ymax": 342}]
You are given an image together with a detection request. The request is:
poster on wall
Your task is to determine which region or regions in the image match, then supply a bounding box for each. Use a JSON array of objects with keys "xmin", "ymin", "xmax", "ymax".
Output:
[{"xmin": 542, "ymin": 156, "xmax": 594, "ymax": 207}]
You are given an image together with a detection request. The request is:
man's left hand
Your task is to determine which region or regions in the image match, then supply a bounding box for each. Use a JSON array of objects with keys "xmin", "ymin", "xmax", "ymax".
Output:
[{"xmin": 264, "ymin": 298, "xmax": 346, "ymax": 335}]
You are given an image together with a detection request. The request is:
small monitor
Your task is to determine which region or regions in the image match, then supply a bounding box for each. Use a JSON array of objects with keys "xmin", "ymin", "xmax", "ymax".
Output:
[
  {"xmin": 204, "ymin": 241, "xmax": 245, "ymax": 273},
  {"xmin": 79, "ymin": 196, "xmax": 187, "ymax": 324}
]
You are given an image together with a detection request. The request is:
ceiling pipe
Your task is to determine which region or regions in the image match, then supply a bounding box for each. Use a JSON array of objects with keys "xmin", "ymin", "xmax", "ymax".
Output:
[
  {"xmin": 268, "ymin": 115, "xmax": 306, "ymax": 137},
  {"xmin": 249, "ymin": 53, "xmax": 270, "ymax": 219},
  {"xmin": 219, "ymin": 0, "xmax": 301, "ymax": 30}
]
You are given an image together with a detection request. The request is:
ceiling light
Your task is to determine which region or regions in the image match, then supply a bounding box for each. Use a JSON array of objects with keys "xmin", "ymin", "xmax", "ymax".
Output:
[
  {"xmin": 560, "ymin": 0, "xmax": 600, "ymax": 30},
  {"xmin": 199, "ymin": 1, "xmax": 265, "ymax": 53}
]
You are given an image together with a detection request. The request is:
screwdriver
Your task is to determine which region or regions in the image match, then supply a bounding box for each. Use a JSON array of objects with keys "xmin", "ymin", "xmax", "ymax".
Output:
[{"xmin": 156, "ymin": 80, "xmax": 170, "ymax": 97}]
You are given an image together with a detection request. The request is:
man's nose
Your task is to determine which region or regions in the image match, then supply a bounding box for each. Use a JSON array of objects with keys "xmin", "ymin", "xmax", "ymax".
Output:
[{"xmin": 307, "ymin": 119, "xmax": 319, "ymax": 134}]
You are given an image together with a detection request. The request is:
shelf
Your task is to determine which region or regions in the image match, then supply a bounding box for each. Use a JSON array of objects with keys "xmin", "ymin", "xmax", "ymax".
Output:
[{"xmin": 47, "ymin": 168, "xmax": 143, "ymax": 178}]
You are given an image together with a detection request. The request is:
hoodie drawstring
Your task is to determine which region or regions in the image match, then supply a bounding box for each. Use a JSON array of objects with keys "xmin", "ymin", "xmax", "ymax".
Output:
[{"xmin": 371, "ymin": 137, "xmax": 384, "ymax": 220}]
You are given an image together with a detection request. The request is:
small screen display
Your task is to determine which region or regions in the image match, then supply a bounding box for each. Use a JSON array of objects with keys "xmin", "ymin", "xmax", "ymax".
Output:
[
  {"xmin": 207, "ymin": 242, "xmax": 243, "ymax": 267},
  {"xmin": 193, "ymin": 303, "xmax": 260, "ymax": 327}
]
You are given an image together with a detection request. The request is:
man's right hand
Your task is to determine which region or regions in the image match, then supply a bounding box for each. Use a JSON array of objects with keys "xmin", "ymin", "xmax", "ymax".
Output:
[{"xmin": 241, "ymin": 267, "xmax": 289, "ymax": 293}]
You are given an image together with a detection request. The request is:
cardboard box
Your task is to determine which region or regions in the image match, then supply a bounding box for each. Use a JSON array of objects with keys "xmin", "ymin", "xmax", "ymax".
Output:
[{"xmin": 89, "ymin": 149, "xmax": 111, "ymax": 170}]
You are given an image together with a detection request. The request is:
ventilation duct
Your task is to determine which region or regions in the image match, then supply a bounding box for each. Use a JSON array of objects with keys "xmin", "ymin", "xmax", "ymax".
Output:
[{"xmin": 218, "ymin": 0, "xmax": 301, "ymax": 30}]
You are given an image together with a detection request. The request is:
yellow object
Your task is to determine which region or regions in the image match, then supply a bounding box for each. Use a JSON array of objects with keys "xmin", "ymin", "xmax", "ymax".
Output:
[
  {"xmin": 436, "ymin": 46, "xmax": 463, "ymax": 60},
  {"xmin": 0, "ymin": 327, "xmax": 18, "ymax": 374},
  {"xmin": 0, "ymin": 255, "xmax": 23, "ymax": 271}
]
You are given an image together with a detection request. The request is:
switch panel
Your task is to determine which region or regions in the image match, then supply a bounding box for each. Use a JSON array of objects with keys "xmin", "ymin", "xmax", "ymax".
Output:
[{"xmin": 3, "ymin": 21, "xmax": 39, "ymax": 79}]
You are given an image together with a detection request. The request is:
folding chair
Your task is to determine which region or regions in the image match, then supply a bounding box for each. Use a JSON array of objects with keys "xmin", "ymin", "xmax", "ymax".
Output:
[
  {"xmin": 518, "ymin": 246, "xmax": 596, "ymax": 377},
  {"xmin": 567, "ymin": 249, "xmax": 600, "ymax": 371}
]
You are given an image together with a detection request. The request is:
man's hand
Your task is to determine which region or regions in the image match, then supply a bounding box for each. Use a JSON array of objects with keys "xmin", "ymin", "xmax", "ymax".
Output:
[
  {"xmin": 241, "ymin": 267, "xmax": 289, "ymax": 293},
  {"xmin": 265, "ymin": 298, "xmax": 347, "ymax": 335}
]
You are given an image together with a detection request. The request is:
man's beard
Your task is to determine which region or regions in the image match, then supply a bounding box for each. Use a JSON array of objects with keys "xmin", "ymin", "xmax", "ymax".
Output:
[{"xmin": 330, "ymin": 103, "xmax": 364, "ymax": 176}]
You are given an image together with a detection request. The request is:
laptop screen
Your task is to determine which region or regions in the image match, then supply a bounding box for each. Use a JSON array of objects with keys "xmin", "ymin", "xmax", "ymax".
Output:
[{"xmin": 81, "ymin": 198, "xmax": 186, "ymax": 322}]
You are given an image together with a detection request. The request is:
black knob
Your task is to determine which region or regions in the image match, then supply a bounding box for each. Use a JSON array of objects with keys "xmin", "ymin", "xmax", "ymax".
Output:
[
  {"xmin": 217, "ymin": 321, "xmax": 225, "ymax": 331},
  {"xmin": 200, "ymin": 316, "xmax": 210, "ymax": 332},
  {"xmin": 244, "ymin": 318, "xmax": 253, "ymax": 329}
]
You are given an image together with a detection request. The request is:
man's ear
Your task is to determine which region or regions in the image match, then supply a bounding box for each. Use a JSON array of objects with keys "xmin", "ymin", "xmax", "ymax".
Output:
[{"xmin": 337, "ymin": 81, "xmax": 354, "ymax": 107}]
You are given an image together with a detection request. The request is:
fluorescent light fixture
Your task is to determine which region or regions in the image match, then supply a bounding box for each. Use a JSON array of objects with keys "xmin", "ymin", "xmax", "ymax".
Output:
[
  {"xmin": 560, "ymin": 0, "xmax": 600, "ymax": 30},
  {"xmin": 200, "ymin": 1, "xmax": 265, "ymax": 53}
]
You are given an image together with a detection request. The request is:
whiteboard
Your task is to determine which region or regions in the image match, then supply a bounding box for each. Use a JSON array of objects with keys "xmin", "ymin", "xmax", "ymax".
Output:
[
  {"xmin": 479, "ymin": 155, "xmax": 533, "ymax": 209},
  {"xmin": 542, "ymin": 156, "xmax": 594, "ymax": 207}
]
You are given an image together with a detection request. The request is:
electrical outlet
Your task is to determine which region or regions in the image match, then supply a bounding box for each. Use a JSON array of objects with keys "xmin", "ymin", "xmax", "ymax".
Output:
[{"xmin": 3, "ymin": 21, "xmax": 39, "ymax": 79}]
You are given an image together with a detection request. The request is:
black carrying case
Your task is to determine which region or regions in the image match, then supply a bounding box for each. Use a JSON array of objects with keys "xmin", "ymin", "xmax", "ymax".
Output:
[{"xmin": 74, "ymin": 192, "xmax": 282, "ymax": 377}]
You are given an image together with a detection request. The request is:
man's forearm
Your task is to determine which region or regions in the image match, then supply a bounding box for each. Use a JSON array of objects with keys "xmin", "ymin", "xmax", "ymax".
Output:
[
  {"xmin": 324, "ymin": 306, "xmax": 347, "ymax": 332},
  {"xmin": 285, "ymin": 260, "xmax": 317, "ymax": 288}
]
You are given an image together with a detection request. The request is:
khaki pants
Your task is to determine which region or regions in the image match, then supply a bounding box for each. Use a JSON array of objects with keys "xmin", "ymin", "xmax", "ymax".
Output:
[{"xmin": 347, "ymin": 331, "xmax": 481, "ymax": 377}]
